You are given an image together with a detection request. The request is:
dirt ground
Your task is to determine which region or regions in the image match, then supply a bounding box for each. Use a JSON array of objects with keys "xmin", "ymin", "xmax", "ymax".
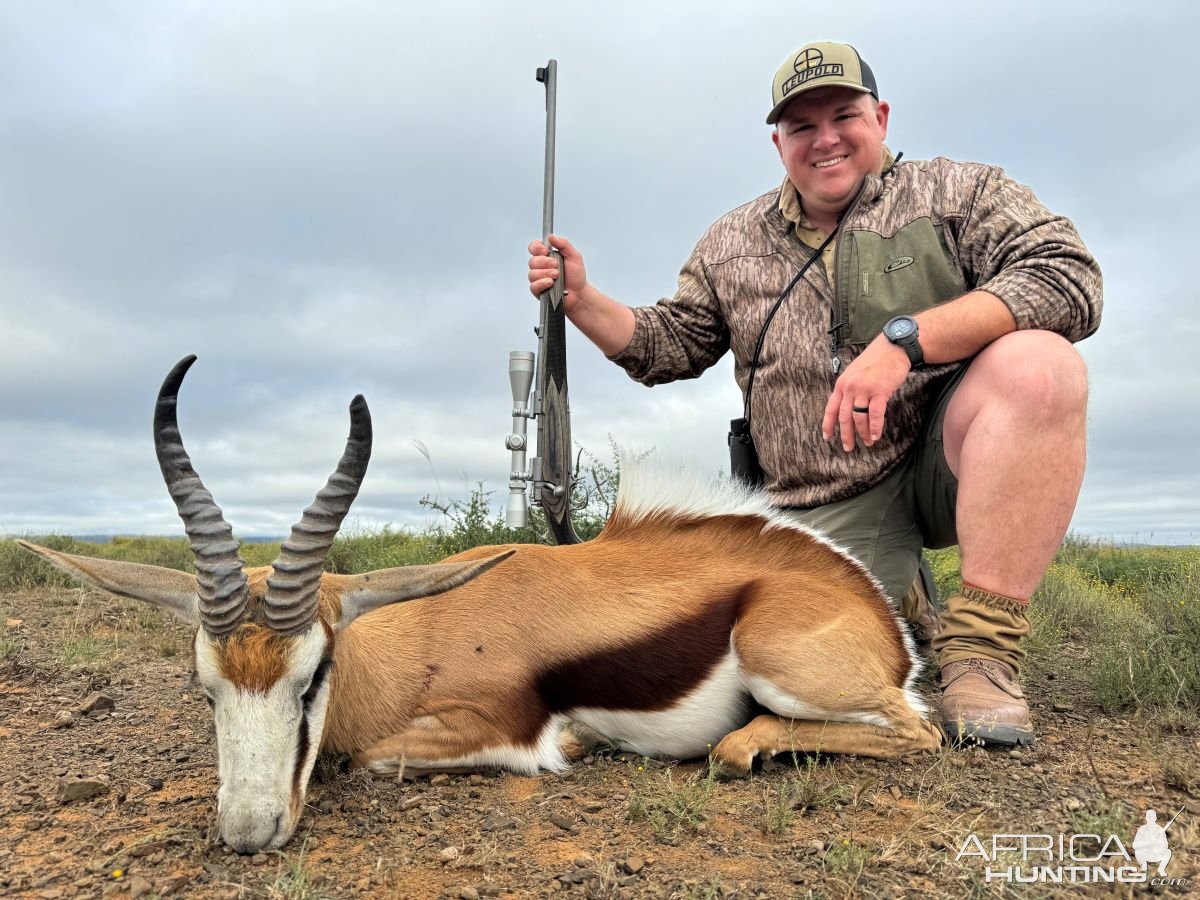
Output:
[{"xmin": 1, "ymin": 585, "xmax": 1198, "ymax": 899}]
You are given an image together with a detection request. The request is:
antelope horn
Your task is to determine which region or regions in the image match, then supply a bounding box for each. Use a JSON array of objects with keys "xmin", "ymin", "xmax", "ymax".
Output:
[
  {"xmin": 264, "ymin": 395, "xmax": 372, "ymax": 634},
  {"xmin": 154, "ymin": 355, "xmax": 249, "ymax": 637}
]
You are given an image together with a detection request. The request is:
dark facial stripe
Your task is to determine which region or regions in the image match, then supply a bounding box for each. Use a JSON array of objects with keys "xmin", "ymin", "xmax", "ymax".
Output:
[
  {"xmin": 533, "ymin": 588, "xmax": 748, "ymax": 719},
  {"xmin": 292, "ymin": 658, "xmax": 331, "ymax": 797},
  {"xmin": 293, "ymin": 709, "xmax": 311, "ymax": 798},
  {"xmin": 302, "ymin": 659, "xmax": 333, "ymax": 711}
]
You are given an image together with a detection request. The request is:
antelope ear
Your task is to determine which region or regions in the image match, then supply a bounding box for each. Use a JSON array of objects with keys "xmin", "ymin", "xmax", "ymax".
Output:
[
  {"xmin": 16, "ymin": 540, "xmax": 202, "ymax": 626},
  {"xmin": 334, "ymin": 549, "xmax": 516, "ymax": 630}
]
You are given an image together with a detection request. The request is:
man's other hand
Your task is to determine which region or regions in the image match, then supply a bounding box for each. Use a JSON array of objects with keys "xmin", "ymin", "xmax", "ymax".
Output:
[{"xmin": 822, "ymin": 337, "xmax": 912, "ymax": 452}]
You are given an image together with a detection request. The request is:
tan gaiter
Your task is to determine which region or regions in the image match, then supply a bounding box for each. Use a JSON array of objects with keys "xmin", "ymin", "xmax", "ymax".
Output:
[
  {"xmin": 899, "ymin": 576, "xmax": 931, "ymax": 626},
  {"xmin": 930, "ymin": 584, "xmax": 1032, "ymax": 675}
]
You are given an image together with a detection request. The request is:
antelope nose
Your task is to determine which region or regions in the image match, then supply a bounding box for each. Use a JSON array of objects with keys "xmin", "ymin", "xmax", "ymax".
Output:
[{"xmin": 222, "ymin": 804, "xmax": 288, "ymax": 854}]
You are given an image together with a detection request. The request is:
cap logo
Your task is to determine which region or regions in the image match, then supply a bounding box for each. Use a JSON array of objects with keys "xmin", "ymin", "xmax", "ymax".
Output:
[
  {"xmin": 782, "ymin": 48, "xmax": 844, "ymax": 98},
  {"xmin": 794, "ymin": 48, "xmax": 824, "ymax": 74}
]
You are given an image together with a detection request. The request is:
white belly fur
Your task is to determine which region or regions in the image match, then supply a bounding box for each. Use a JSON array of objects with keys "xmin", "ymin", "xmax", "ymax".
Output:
[{"xmin": 570, "ymin": 650, "xmax": 749, "ymax": 759}]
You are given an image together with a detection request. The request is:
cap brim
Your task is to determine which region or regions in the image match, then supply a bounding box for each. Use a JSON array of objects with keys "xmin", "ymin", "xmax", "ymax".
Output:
[{"xmin": 766, "ymin": 81, "xmax": 873, "ymax": 125}]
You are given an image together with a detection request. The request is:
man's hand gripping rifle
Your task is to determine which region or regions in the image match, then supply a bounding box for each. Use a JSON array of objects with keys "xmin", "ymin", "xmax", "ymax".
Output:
[{"xmin": 505, "ymin": 59, "xmax": 581, "ymax": 545}]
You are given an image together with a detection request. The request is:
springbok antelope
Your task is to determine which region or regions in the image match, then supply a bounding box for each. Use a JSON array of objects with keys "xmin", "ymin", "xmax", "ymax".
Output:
[{"xmin": 19, "ymin": 356, "xmax": 941, "ymax": 854}]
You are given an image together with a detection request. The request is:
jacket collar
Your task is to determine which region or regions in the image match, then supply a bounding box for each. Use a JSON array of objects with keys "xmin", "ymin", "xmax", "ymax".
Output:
[{"xmin": 775, "ymin": 145, "xmax": 898, "ymax": 231}]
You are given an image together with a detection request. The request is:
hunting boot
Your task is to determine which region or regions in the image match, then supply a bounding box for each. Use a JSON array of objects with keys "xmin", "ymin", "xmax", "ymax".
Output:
[
  {"xmin": 931, "ymin": 584, "xmax": 1034, "ymax": 746},
  {"xmin": 900, "ymin": 555, "xmax": 942, "ymax": 644}
]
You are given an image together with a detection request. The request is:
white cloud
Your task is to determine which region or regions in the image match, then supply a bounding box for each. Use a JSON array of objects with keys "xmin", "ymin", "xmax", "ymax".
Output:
[{"xmin": 1, "ymin": 0, "xmax": 1197, "ymax": 545}]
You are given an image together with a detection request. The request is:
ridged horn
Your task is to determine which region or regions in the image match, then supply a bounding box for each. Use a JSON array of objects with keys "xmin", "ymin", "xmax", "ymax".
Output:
[
  {"xmin": 154, "ymin": 355, "xmax": 249, "ymax": 638},
  {"xmin": 264, "ymin": 395, "xmax": 372, "ymax": 635}
]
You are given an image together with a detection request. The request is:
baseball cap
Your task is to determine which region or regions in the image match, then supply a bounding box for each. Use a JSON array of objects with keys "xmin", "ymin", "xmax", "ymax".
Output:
[{"xmin": 766, "ymin": 42, "xmax": 878, "ymax": 125}]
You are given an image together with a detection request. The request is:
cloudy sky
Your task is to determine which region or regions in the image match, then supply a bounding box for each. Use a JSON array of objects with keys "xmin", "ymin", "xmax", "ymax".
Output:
[{"xmin": 1, "ymin": 1, "xmax": 1196, "ymax": 544}]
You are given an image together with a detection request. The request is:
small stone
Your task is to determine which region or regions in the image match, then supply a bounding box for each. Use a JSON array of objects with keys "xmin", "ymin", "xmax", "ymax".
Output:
[
  {"xmin": 79, "ymin": 693, "xmax": 115, "ymax": 716},
  {"xmin": 430, "ymin": 774, "xmax": 451, "ymax": 786},
  {"xmin": 146, "ymin": 778, "xmax": 163, "ymax": 791},
  {"xmin": 127, "ymin": 875, "xmax": 152, "ymax": 898},
  {"xmin": 251, "ymin": 853, "xmax": 268, "ymax": 866},
  {"xmin": 583, "ymin": 755, "xmax": 595, "ymax": 765},
  {"xmin": 469, "ymin": 774, "xmax": 484, "ymax": 786},
  {"xmin": 53, "ymin": 711, "xmax": 74, "ymax": 729},
  {"xmin": 1065, "ymin": 798, "xmax": 1083, "ymax": 811},
  {"xmin": 480, "ymin": 809, "xmax": 517, "ymax": 832},
  {"xmin": 549, "ymin": 812, "xmax": 576, "ymax": 832},
  {"xmin": 574, "ymin": 852, "xmax": 595, "ymax": 868},
  {"xmin": 1008, "ymin": 750, "xmax": 1023, "ymax": 760},
  {"xmin": 319, "ymin": 800, "xmax": 335, "ymax": 813},
  {"xmin": 56, "ymin": 775, "xmax": 111, "ymax": 804},
  {"xmin": 459, "ymin": 889, "xmax": 480, "ymax": 900},
  {"xmin": 1052, "ymin": 701, "xmax": 1074, "ymax": 712},
  {"xmin": 621, "ymin": 855, "xmax": 644, "ymax": 875},
  {"xmin": 889, "ymin": 785, "xmax": 902, "ymax": 801},
  {"xmin": 400, "ymin": 797, "xmax": 422, "ymax": 812},
  {"xmin": 439, "ymin": 846, "xmax": 460, "ymax": 864}
]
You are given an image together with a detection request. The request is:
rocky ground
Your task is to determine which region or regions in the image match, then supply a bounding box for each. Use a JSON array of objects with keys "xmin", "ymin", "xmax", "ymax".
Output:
[{"xmin": 1, "ymin": 585, "xmax": 1197, "ymax": 899}]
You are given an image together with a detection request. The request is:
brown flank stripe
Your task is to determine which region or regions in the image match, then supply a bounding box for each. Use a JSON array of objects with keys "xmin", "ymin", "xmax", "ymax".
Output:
[{"xmin": 534, "ymin": 586, "xmax": 751, "ymax": 718}]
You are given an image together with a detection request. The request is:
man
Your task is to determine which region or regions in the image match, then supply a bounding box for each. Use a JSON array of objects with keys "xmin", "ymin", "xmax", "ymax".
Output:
[
  {"xmin": 526, "ymin": 42, "xmax": 1101, "ymax": 746},
  {"xmin": 1133, "ymin": 809, "xmax": 1173, "ymax": 877}
]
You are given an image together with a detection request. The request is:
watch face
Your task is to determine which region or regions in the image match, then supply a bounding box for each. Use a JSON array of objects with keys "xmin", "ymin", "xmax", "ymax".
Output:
[{"xmin": 886, "ymin": 318, "xmax": 915, "ymax": 340}]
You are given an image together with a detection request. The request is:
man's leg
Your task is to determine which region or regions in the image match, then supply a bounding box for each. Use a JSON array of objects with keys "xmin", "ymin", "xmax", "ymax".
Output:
[
  {"xmin": 933, "ymin": 330, "xmax": 1089, "ymax": 743},
  {"xmin": 778, "ymin": 465, "xmax": 925, "ymax": 607}
]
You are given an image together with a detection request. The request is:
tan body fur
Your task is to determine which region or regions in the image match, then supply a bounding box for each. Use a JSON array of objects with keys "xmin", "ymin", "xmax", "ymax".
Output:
[{"xmin": 312, "ymin": 506, "xmax": 941, "ymax": 773}]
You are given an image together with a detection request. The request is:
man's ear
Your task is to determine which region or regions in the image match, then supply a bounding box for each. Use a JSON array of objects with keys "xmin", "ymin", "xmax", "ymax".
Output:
[{"xmin": 875, "ymin": 99, "xmax": 890, "ymax": 139}]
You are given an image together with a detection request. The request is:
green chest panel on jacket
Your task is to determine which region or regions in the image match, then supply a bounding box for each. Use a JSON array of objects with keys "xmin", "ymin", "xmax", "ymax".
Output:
[{"xmin": 840, "ymin": 217, "xmax": 967, "ymax": 346}]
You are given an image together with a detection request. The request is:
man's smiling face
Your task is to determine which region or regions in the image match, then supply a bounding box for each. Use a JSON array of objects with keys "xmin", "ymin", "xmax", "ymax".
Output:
[{"xmin": 772, "ymin": 85, "xmax": 889, "ymax": 228}]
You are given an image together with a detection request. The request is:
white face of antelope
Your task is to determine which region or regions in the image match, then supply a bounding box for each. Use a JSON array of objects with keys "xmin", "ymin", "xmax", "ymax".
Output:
[{"xmin": 193, "ymin": 623, "xmax": 333, "ymax": 854}]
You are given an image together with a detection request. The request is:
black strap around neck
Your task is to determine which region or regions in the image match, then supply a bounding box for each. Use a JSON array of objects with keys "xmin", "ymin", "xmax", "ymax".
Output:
[{"xmin": 742, "ymin": 227, "xmax": 839, "ymax": 425}]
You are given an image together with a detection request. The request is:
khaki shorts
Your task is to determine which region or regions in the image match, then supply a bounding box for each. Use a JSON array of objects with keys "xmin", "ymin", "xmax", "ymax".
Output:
[{"xmin": 779, "ymin": 366, "xmax": 967, "ymax": 602}]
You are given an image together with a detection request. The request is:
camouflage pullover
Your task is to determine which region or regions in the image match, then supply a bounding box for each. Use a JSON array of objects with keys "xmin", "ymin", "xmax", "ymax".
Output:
[{"xmin": 608, "ymin": 154, "xmax": 1103, "ymax": 507}]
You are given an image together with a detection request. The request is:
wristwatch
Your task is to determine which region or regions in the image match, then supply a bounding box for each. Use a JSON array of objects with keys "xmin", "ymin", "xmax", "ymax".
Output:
[{"xmin": 883, "ymin": 315, "xmax": 924, "ymax": 368}]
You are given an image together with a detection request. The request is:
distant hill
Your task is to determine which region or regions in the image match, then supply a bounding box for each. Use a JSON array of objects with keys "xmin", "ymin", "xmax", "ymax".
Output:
[{"xmin": 72, "ymin": 534, "xmax": 283, "ymax": 545}]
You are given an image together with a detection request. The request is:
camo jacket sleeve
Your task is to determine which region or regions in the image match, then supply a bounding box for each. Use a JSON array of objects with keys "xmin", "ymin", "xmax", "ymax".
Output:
[
  {"xmin": 605, "ymin": 241, "xmax": 731, "ymax": 386},
  {"xmin": 953, "ymin": 164, "xmax": 1103, "ymax": 341}
]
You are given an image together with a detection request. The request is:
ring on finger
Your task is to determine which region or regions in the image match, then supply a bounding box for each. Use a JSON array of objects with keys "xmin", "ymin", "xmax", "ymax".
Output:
[{"xmin": 852, "ymin": 405, "xmax": 870, "ymax": 414}]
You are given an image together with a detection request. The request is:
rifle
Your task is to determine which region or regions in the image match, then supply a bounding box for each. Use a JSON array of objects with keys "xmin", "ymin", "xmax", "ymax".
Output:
[{"xmin": 505, "ymin": 59, "xmax": 581, "ymax": 544}]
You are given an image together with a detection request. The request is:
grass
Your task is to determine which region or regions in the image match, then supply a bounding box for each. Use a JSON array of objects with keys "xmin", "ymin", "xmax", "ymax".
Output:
[
  {"xmin": 58, "ymin": 634, "xmax": 119, "ymax": 668},
  {"xmin": 1069, "ymin": 798, "xmax": 1134, "ymax": 858},
  {"xmin": 927, "ymin": 539, "xmax": 1199, "ymax": 715},
  {"xmin": 0, "ymin": 601, "xmax": 22, "ymax": 659},
  {"xmin": 758, "ymin": 780, "xmax": 795, "ymax": 836},
  {"xmin": 1, "ymin": 636, "xmax": 21, "ymax": 659},
  {"xmin": 626, "ymin": 761, "xmax": 718, "ymax": 841},
  {"xmin": 268, "ymin": 839, "xmax": 319, "ymax": 900},
  {"xmin": 824, "ymin": 837, "xmax": 871, "ymax": 891}
]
